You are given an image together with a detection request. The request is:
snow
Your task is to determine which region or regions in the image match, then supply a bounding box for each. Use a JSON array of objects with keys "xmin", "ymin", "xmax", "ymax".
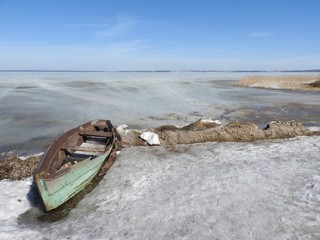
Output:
[
  {"xmin": 139, "ymin": 131, "xmax": 160, "ymax": 145},
  {"xmin": 307, "ymin": 126, "xmax": 320, "ymax": 132},
  {"xmin": 1, "ymin": 71, "xmax": 319, "ymax": 154},
  {"xmin": 0, "ymin": 179, "xmax": 43, "ymax": 240},
  {"xmin": 0, "ymin": 180, "xmax": 31, "ymax": 220},
  {"xmin": 0, "ymin": 71, "xmax": 319, "ymax": 239},
  {"xmin": 250, "ymin": 83, "xmax": 281, "ymax": 89},
  {"xmin": 200, "ymin": 118, "xmax": 221, "ymax": 125},
  {"xmin": 1, "ymin": 136, "xmax": 320, "ymax": 239},
  {"xmin": 116, "ymin": 124, "xmax": 130, "ymax": 135},
  {"xmin": 18, "ymin": 152, "xmax": 44, "ymax": 161}
]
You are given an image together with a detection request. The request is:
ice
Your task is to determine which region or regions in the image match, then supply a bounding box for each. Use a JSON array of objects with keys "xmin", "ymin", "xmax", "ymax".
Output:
[
  {"xmin": 139, "ymin": 131, "xmax": 160, "ymax": 145},
  {"xmin": 250, "ymin": 83, "xmax": 281, "ymax": 89},
  {"xmin": 18, "ymin": 152, "xmax": 44, "ymax": 160},
  {"xmin": 116, "ymin": 124, "xmax": 129, "ymax": 135},
  {"xmin": 0, "ymin": 179, "xmax": 43, "ymax": 239},
  {"xmin": 307, "ymin": 126, "xmax": 320, "ymax": 132},
  {"xmin": 1, "ymin": 136, "xmax": 320, "ymax": 239},
  {"xmin": 1, "ymin": 71, "xmax": 319, "ymax": 155},
  {"xmin": 200, "ymin": 118, "xmax": 221, "ymax": 125},
  {"xmin": 1, "ymin": 71, "xmax": 320, "ymax": 238},
  {"xmin": 0, "ymin": 179, "xmax": 32, "ymax": 220}
]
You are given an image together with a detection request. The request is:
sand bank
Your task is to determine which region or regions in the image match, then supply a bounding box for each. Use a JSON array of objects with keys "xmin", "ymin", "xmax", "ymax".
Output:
[{"xmin": 235, "ymin": 75, "xmax": 320, "ymax": 91}]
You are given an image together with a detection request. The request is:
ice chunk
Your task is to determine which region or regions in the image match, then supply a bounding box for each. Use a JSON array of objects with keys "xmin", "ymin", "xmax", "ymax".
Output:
[
  {"xmin": 116, "ymin": 124, "xmax": 129, "ymax": 135},
  {"xmin": 307, "ymin": 126, "xmax": 320, "ymax": 132},
  {"xmin": 200, "ymin": 118, "xmax": 221, "ymax": 125},
  {"xmin": 18, "ymin": 152, "xmax": 44, "ymax": 161},
  {"xmin": 140, "ymin": 132, "xmax": 160, "ymax": 145}
]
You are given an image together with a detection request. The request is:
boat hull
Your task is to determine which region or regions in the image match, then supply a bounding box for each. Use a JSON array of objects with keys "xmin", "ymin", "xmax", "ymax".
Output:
[
  {"xmin": 34, "ymin": 149, "xmax": 112, "ymax": 211},
  {"xmin": 33, "ymin": 119, "xmax": 119, "ymax": 211}
]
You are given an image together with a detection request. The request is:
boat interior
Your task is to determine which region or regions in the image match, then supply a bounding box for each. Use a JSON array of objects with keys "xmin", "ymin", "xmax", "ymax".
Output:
[{"xmin": 56, "ymin": 121, "xmax": 114, "ymax": 172}]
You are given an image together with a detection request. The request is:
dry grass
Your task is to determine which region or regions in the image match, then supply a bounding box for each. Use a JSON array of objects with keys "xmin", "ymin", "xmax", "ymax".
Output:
[{"xmin": 235, "ymin": 74, "xmax": 320, "ymax": 91}]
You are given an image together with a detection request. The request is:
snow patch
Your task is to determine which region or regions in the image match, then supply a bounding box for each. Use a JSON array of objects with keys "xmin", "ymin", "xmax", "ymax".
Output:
[
  {"xmin": 116, "ymin": 124, "xmax": 129, "ymax": 135},
  {"xmin": 18, "ymin": 152, "xmax": 43, "ymax": 161},
  {"xmin": 140, "ymin": 132, "xmax": 160, "ymax": 145},
  {"xmin": 200, "ymin": 118, "xmax": 221, "ymax": 125},
  {"xmin": 117, "ymin": 124, "xmax": 143, "ymax": 136},
  {"xmin": 2, "ymin": 136, "xmax": 320, "ymax": 239},
  {"xmin": 250, "ymin": 83, "xmax": 281, "ymax": 89},
  {"xmin": 0, "ymin": 179, "xmax": 32, "ymax": 220},
  {"xmin": 307, "ymin": 126, "xmax": 320, "ymax": 132}
]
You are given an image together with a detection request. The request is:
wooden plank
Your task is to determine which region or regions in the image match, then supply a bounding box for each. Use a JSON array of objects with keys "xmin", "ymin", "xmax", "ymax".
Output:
[
  {"xmin": 78, "ymin": 130, "xmax": 113, "ymax": 138},
  {"xmin": 62, "ymin": 146, "xmax": 105, "ymax": 153},
  {"xmin": 36, "ymin": 151, "xmax": 109, "ymax": 211}
]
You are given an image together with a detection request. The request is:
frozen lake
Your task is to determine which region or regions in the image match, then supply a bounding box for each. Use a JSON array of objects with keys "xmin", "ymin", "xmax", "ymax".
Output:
[
  {"xmin": 0, "ymin": 71, "xmax": 319, "ymax": 155},
  {"xmin": 0, "ymin": 71, "xmax": 320, "ymax": 239},
  {"xmin": 1, "ymin": 136, "xmax": 320, "ymax": 239}
]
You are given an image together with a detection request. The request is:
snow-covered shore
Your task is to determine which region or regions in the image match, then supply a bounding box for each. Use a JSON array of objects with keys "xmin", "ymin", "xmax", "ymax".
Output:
[
  {"xmin": 2, "ymin": 119, "xmax": 318, "ymax": 181},
  {"xmin": 1, "ymin": 136, "xmax": 320, "ymax": 239}
]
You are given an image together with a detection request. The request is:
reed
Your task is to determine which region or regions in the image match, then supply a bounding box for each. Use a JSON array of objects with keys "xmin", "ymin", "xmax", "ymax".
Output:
[{"xmin": 235, "ymin": 74, "xmax": 320, "ymax": 91}]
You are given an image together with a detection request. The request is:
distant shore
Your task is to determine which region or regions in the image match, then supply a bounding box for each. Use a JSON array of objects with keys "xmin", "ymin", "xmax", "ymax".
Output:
[
  {"xmin": 235, "ymin": 75, "xmax": 320, "ymax": 91},
  {"xmin": 1, "ymin": 69, "xmax": 320, "ymax": 73}
]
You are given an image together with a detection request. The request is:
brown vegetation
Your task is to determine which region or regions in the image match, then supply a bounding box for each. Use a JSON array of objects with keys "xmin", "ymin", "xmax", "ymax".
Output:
[
  {"xmin": 235, "ymin": 74, "xmax": 320, "ymax": 91},
  {"xmin": 1, "ymin": 120, "xmax": 319, "ymax": 181},
  {"xmin": 308, "ymin": 79, "xmax": 320, "ymax": 88},
  {"xmin": 0, "ymin": 155, "xmax": 41, "ymax": 180},
  {"xmin": 122, "ymin": 120, "xmax": 318, "ymax": 146},
  {"xmin": 155, "ymin": 120, "xmax": 312, "ymax": 145}
]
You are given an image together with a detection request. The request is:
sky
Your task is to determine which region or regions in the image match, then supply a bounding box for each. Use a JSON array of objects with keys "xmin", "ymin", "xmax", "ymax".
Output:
[{"xmin": 0, "ymin": 0, "xmax": 320, "ymax": 71}]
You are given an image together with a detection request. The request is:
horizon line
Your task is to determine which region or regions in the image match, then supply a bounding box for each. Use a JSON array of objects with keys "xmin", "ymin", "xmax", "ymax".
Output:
[{"xmin": 1, "ymin": 69, "xmax": 320, "ymax": 73}]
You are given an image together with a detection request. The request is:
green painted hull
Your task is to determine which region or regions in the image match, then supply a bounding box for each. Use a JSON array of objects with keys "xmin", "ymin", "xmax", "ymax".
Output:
[
  {"xmin": 33, "ymin": 119, "xmax": 120, "ymax": 212},
  {"xmin": 35, "ymin": 148, "xmax": 112, "ymax": 211}
]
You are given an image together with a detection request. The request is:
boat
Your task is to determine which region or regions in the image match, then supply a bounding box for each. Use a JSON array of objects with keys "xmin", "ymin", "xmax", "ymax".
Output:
[{"xmin": 34, "ymin": 119, "xmax": 120, "ymax": 211}]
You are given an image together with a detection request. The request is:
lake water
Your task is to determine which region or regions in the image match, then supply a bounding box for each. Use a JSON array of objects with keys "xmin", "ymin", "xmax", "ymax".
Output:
[{"xmin": 0, "ymin": 71, "xmax": 319, "ymax": 155}]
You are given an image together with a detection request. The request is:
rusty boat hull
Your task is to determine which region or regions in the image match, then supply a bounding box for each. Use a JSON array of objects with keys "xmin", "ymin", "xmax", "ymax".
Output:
[{"xmin": 34, "ymin": 120, "xmax": 119, "ymax": 211}]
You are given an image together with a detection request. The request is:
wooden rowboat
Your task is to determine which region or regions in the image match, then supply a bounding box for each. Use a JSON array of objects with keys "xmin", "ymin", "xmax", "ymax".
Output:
[{"xmin": 34, "ymin": 119, "xmax": 120, "ymax": 211}]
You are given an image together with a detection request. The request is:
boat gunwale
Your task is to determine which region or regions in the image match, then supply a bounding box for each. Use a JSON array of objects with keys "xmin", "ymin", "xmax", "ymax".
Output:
[
  {"xmin": 33, "ymin": 119, "xmax": 120, "ymax": 211},
  {"xmin": 34, "ymin": 120, "xmax": 116, "ymax": 180}
]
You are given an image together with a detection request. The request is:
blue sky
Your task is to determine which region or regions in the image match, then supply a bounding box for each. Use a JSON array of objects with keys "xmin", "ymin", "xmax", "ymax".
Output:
[{"xmin": 0, "ymin": 0, "xmax": 319, "ymax": 71}]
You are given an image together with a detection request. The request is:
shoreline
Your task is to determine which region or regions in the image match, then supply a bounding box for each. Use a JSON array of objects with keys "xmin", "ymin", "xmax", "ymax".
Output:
[
  {"xmin": 235, "ymin": 74, "xmax": 320, "ymax": 91},
  {"xmin": 1, "ymin": 119, "xmax": 319, "ymax": 181}
]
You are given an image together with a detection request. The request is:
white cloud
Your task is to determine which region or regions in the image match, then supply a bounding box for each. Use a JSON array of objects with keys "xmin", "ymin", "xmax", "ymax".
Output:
[
  {"xmin": 0, "ymin": 40, "xmax": 151, "ymax": 70},
  {"xmin": 97, "ymin": 15, "xmax": 136, "ymax": 37},
  {"xmin": 249, "ymin": 32, "xmax": 273, "ymax": 38},
  {"xmin": 66, "ymin": 23, "xmax": 110, "ymax": 28},
  {"xmin": 1, "ymin": 41, "xmax": 320, "ymax": 71},
  {"xmin": 103, "ymin": 40, "xmax": 150, "ymax": 55}
]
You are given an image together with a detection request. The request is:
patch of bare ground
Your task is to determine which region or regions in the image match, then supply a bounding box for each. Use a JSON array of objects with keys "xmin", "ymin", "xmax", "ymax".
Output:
[
  {"xmin": 0, "ymin": 155, "xmax": 41, "ymax": 180},
  {"xmin": 235, "ymin": 75, "xmax": 320, "ymax": 91}
]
